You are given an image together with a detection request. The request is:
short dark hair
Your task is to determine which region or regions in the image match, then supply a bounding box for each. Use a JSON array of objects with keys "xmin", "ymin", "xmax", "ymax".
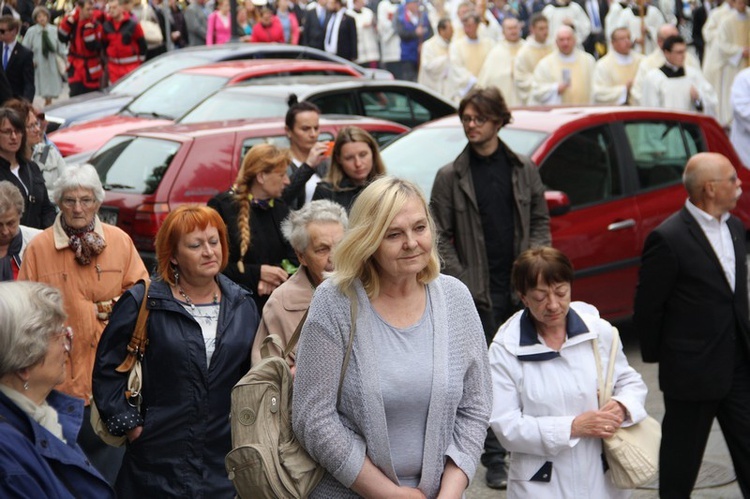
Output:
[
  {"xmin": 458, "ymin": 86, "xmax": 512, "ymax": 127},
  {"xmin": 437, "ymin": 17, "xmax": 452, "ymax": 32},
  {"xmin": 529, "ymin": 13, "xmax": 547, "ymax": 27},
  {"xmin": 662, "ymin": 35, "xmax": 685, "ymax": 52},
  {"xmin": 0, "ymin": 108, "xmax": 28, "ymax": 163},
  {"xmin": 285, "ymin": 94, "xmax": 321, "ymax": 130},
  {"xmin": 0, "ymin": 15, "xmax": 19, "ymax": 30},
  {"xmin": 512, "ymin": 247, "xmax": 574, "ymax": 296}
]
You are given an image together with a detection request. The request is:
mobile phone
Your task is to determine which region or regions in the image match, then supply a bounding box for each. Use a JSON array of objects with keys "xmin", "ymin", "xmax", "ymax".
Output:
[{"xmin": 562, "ymin": 68, "xmax": 571, "ymax": 85}]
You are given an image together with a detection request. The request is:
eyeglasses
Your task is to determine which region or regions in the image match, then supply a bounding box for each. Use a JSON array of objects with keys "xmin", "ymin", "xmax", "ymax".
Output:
[
  {"xmin": 710, "ymin": 173, "xmax": 738, "ymax": 184},
  {"xmin": 55, "ymin": 326, "xmax": 73, "ymax": 353},
  {"xmin": 460, "ymin": 115, "xmax": 489, "ymax": 126},
  {"xmin": 61, "ymin": 197, "xmax": 96, "ymax": 208},
  {"xmin": 26, "ymin": 121, "xmax": 40, "ymax": 130},
  {"xmin": 0, "ymin": 128, "xmax": 20, "ymax": 137}
]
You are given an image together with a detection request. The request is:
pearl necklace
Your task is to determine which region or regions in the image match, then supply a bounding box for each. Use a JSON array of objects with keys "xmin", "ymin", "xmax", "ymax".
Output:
[{"xmin": 178, "ymin": 287, "xmax": 219, "ymax": 310}]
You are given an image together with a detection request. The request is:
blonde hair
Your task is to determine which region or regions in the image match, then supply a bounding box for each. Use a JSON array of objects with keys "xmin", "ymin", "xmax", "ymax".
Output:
[
  {"xmin": 324, "ymin": 126, "xmax": 386, "ymax": 190},
  {"xmin": 232, "ymin": 144, "xmax": 291, "ymax": 272},
  {"xmin": 331, "ymin": 176, "xmax": 440, "ymax": 297}
]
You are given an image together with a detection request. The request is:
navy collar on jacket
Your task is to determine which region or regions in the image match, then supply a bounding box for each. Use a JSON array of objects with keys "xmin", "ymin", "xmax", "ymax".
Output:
[{"xmin": 518, "ymin": 307, "xmax": 589, "ymax": 361}]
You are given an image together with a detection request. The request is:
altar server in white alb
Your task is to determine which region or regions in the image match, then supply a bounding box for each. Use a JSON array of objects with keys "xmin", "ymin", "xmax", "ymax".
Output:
[
  {"xmin": 531, "ymin": 25, "xmax": 596, "ymax": 105},
  {"xmin": 418, "ymin": 17, "xmax": 476, "ymax": 104},
  {"xmin": 593, "ymin": 27, "xmax": 643, "ymax": 105},
  {"xmin": 712, "ymin": 0, "xmax": 750, "ymax": 127},
  {"xmin": 641, "ymin": 35, "xmax": 718, "ymax": 116},
  {"xmin": 730, "ymin": 67, "xmax": 750, "ymax": 169},
  {"xmin": 614, "ymin": 0, "xmax": 665, "ymax": 55},
  {"xmin": 515, "ymin": 13, "xmax": 553, "ymax": 104},
  {"xmin": 450, "ymin": 10, "xmax": 496, "ymax": 77},
  {"xmin": 478, "ymin": 18, "xmax": 525, "ymax": 106}
]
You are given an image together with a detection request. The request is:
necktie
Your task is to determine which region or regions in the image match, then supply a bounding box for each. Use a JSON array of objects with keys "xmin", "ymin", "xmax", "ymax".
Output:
[
  {"xmin": 3, "ymin": 45, "xmax": 9, "ymax": 71},
  {"xmin": 589, "ymin": 0, "xmax": 601, "ymax": 29},
  {"xmin": 326, "ymin": 15, "xmax": 335, "ymax": 45},
  {"xmin": 319, "ymin": 7, "xmax": 326, "ymax": 26}
]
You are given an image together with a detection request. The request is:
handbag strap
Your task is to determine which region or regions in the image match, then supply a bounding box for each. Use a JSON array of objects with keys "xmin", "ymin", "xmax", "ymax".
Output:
[
  {"xmin": 115, "ymin": 280, "xmax": 151, "ymax": 373},
  {"xmin": 337, "ymin": 290, "xmax": 357, "ymax": 409},
  {"xmin": 592, "ymin": 326, "xmax": 620, "ymax": 408}
]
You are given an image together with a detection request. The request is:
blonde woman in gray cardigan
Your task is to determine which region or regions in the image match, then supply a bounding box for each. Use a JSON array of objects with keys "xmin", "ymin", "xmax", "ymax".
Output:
[{"xmin": 292, "ymin": 176, "xmax": 492, "ymax": 498}]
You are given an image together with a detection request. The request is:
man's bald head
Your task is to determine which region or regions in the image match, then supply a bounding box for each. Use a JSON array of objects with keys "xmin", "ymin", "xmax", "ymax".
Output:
[
  {"xmin": 657, "ymin": 24, "xmax": 679, "ymax": 48},
  {"xmin": 556, "ymin": 25, "xmax": 576, "ymax": 55},
  {"xmin": 683, "ymin": 153, "xmax": 742, "ymax": 217}
]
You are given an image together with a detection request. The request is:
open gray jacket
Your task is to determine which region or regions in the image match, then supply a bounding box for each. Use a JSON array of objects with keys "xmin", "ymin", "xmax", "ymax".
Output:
[
  {"xmin": 292, "ymin": 275, "xmax": 491, "ymax": 498},
  {"xmin": 430, "ymin": 142, "xmax": 551, "ymax": 310}
]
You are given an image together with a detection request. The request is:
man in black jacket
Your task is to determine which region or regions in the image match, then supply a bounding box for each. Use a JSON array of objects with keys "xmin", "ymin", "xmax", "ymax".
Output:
[
  {"xmin": 0, "ymin": 16, "xmax": 33, "ymax": 102},
  {"xmin": 301, "ymin": 0, "xmax": 329, "ymax": 50},
  {"xmin": 634, "ymin": 152, "xmax": 750, "ymax": 498},
  {"xmin": 323, "ymin": 0, "xmax": 357, "ymax": 61}
]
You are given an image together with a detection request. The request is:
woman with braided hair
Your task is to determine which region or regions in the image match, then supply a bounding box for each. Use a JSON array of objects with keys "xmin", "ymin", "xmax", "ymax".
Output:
[{"xmin": 208, "ymin": 143, "xmax": 298, "ymax": 311}]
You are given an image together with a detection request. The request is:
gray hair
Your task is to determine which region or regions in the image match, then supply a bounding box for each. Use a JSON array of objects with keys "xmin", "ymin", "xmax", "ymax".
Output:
[
  {"xmin": 0, "ymin": 281, "xmax": 67, "ymax": 377},
  {"xmin": 32, "ymin": 5, "xmax": 49, "ymax": 21},
  {"xmin": 281, "ymin": 199, "xmax": 348, "ymax": 253},
  {"xmin": 52, "ymin": 163, "xmax": 105, "ymax": 205},
  {"xmin": 0, "ymin": 180, "xmax": 23, "ymax": 217}
]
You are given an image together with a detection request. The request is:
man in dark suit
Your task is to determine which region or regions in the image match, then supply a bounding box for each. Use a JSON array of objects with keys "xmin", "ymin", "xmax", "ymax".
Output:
[
  {"xmin": 323, "ymin": 0, "xmax": 357, "ymax": 61},
  {"xmin": 0, "ymin": 16, "xmax": 33, "ymax": 102},
  {"xmin": 576, "ymin": 0, "xmax": 608, "ymax": 58},
  {"xmin": 634, "ymin": 152, "xmax": 750, "ymax": 498},
  {"xmin": 301, "ymin": 0, "xmax": 329, "ymax": 50}
]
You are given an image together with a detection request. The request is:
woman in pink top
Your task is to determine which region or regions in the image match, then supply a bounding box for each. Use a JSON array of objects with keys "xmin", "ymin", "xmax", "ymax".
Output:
[
  {"xmin": 250, "ymin": 6, "xmax": 286, "ymax": 43},
  {"xmin": 206, "ymin": 0, "xmax": 232, "ymax": 45}
]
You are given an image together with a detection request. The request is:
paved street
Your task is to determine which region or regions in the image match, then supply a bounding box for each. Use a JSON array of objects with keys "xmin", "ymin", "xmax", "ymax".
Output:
[{"xmin": 466, "ymin": 324, "xmax": 742, "ymax": 498}]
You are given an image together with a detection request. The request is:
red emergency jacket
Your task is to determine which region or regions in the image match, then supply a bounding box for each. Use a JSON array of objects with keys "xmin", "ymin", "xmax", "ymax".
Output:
[
  {"xmin": 102, "ymin": 13, "xmax": 146, "ymax": 84},
  {"xmin": 58, "ymin": 9, "xmax": 104, "ymax": 89}
]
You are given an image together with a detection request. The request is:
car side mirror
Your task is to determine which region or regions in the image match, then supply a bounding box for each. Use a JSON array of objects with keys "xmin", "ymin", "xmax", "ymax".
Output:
[{"xmin": 545, "ymin": 190, "xmax": 570, "ymax": 217}]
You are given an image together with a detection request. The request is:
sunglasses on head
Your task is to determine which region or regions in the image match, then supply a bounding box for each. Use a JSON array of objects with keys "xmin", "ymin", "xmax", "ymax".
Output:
[{"xmin": 36, "ymin": 112, "xmax": 45, "ymax": 121}]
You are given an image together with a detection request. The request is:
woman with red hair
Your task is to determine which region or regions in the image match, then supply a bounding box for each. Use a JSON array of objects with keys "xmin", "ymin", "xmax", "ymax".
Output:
[{"xmin": 92, "ymin": 204, "xmax": 259, "ymax": 498}]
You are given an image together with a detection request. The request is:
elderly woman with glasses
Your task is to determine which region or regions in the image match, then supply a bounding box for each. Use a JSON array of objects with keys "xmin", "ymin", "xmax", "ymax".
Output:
[
  {"xmin": 0, "ymin": 107, "xmax": 55, "ymax": 230},
  {"xmin": 251, "ymin": 199, "xmax": 348, "ymax": 366},
  {"xmin": 4, "ymin": 99, "xmax": 67, "ymax": 201},
  {"xmin": 0, "ymin": 181, "xmax": 40, "ymax": 281},
  {"xmin": 18, "ymin": 163, "xmax": 148, "ymax": 484},
  {"xmin": 0, "ymin": 281, "xmax": 114, "ymax": 498}
]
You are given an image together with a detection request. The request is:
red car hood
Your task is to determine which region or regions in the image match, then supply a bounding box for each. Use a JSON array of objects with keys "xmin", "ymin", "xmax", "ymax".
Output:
[{"xmin": 49, "ymin": 115, "xmax": 173, "ymax": 157}]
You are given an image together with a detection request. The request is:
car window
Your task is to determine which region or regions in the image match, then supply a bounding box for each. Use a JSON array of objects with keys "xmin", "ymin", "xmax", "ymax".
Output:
[
  {"xmin": 125, "ymin": 73, "xmax": 228, "ymax": 119},
  {"xmin": 180, "ymin": 93, "xmax": 289, "ymax": 123},
  {"xmin": 539, "ymin": 125, "xmax": 621, "ymax": 208},
  {"xmin": 359, "ymin": 90, "xmax": 424, "ymax": 124},
  {"xmin": 109, "ymin": 54, "xmax": 209, "ymax": 96},
  {"xmin": 624, "ymin": 121, "xmax": 706, "ymax": 191},
  {"xmin": 382, "ymin": 126, "xmax": 546, "ymax": 196},
  {"xmin": 370, "ymin": 131, "xmax": 403, "ymax": 148},
  {"xmin": 92, "ymin": 136, "xmax": 181, "ymax": 194},
  {"xmin": 309, "ymin": 93, "xmax": 358, "ymax": 115}
]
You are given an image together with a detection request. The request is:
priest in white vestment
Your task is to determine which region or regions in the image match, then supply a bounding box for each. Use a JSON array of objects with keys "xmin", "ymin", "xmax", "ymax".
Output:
[
  {"xmin": 531, "ymin": 25, "xmax": 596, "ymax": 104},
  {"xmin": 450, "ymin": 10, "xmax": 496, "ymax": 76},
  {"xmin": 593, "ymin": 27, "xmax": 643, "ymax": 104},
  {"xmin": 451, "ymin": 0, "xmax": 504, "ymax": 41},
  {"xmin": 604, "ymin": 0, "xmax": 629, "ymax": 48},
  {"xmin": 630, "ymin": 23, "xmax": 702, "ymax": 105},
  {"xmin": 615, "ymin": 2, "xmax": 665, "ymax": 55},
  {"xmin": 418, "ymin": 18, "xmax": 477, "ymax": 103},
  {"xmin": 541, "ymin": 0, "xmax": 591, "ymax": 49},
  {"xmin": 477, "ymin": 18, "xmax": 525, "ymax": 105},
  {"xmin": 641, "ymin": 35, "xmax": 718, "ymax": 117},
  {"xmin": 731, "ymin": 67, "xmax": 750, "ymax": 168},
  {"xmin": 515, "ymin": 13, "xmax": 553, "ymax": 104},
  {"xmin": 712, "ymin": 0, "xmax": 750, "ymax": 127}
]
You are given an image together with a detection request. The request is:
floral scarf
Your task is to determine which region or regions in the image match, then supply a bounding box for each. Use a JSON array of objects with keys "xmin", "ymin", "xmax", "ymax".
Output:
[{"xmin": 61, "ymin": 217, "xmax": 106, "ymax": 265}]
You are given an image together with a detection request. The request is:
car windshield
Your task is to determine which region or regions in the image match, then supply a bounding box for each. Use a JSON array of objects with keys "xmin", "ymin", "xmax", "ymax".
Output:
[
  {"xmin": 382, "ymin": 126, "xmax": 548, "ymax": 196},
  {"xmin": 109, "ymin": 54, "xmax": 210, "ymax": 96},
  {"xmin": 179, "ymin": 92, "xmax": 289, "ymax": 123},
  {"xmin": 124, "ymin": 73, "xmax": 229, "ymax": 119},
  {"xmin": 91, "ymin": 136, "xmax": 181, "ymax": 194}
]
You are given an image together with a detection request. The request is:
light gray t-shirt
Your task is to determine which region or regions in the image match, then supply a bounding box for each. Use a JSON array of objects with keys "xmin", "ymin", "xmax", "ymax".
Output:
[
  {"xmin": 370, "ymin": 291, "xmax": 434, "ymax": 487},
  {"xmin": 181, "ymin": 302, "xmax": 220, "ymax": 367}
]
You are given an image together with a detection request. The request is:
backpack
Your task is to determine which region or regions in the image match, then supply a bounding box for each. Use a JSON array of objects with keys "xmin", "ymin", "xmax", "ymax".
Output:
[{"xmin": 227, "ymin": 296, "xmax": 357, "ymax": 498}]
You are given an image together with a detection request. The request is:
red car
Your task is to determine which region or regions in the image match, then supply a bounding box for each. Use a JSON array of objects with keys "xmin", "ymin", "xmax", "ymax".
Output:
[
  {"xmin": 382, "ymin": 107, "xmax": 750, "ymax": 320},
  {"xmin": 90, "ymin": 116, "xmax": 408, "ymax": 266},
  {"xmin": 49, "ymin": 60, "xmax": 361, "ymax": 157}
]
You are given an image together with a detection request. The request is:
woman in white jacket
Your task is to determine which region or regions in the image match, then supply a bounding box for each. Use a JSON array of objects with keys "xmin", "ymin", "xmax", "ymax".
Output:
[{"xmin": 489, "ymin": 247, "xmax": 648, "ymax": 498}]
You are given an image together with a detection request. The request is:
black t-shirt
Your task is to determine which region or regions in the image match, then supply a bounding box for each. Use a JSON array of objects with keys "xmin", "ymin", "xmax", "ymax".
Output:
[{"xmin": 469, "ymin": 146, "xmax": 515, "ymax": 296}]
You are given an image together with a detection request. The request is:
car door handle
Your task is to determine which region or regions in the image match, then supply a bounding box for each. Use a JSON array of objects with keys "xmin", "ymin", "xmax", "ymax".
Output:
[{"xmin": 607, "ymin": 219, "xmax": 636, "ymax": 231}]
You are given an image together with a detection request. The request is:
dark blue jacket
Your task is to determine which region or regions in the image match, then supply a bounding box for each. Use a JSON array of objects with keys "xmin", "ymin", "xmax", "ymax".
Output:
[
  {"xmin": 92, "ymin": 276, "xmax": 259, "ymax": 498},
  {"xmin": 0, "ymin": 390, "xmax": 114, "ymax": 499},
  {"xmin": 395, "ymin": 4, "xmax": 433, "ymax": 63}
]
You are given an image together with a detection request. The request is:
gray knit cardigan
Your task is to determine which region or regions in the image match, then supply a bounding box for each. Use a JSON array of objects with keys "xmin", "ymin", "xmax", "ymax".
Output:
[{"xmin": 292, "ymin": 274, "xmax": 492, "ymax": 498}]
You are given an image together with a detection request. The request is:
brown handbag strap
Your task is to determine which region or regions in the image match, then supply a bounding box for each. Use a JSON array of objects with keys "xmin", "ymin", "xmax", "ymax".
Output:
[
  {"xmin": 284, "ymin": 288, "xmax": 357, "ymax": 409},
  {"xmin": 115, "ymin": 280, "xmax": 151, "ymax": 374}
]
